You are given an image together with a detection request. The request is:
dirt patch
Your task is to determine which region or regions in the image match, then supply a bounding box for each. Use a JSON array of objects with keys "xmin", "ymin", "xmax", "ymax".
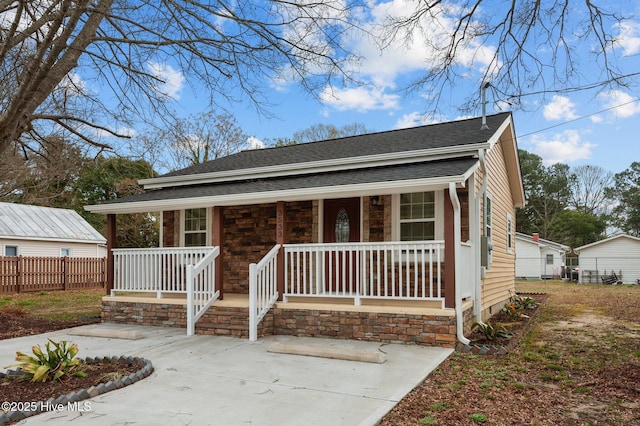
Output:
[
  {"xmin": 380, "ymin": 282, "xmax": 640, "ymax": 426},
  {"xmin": 0, "ymin": 308, "xmax": 98, "ymax": 340}
]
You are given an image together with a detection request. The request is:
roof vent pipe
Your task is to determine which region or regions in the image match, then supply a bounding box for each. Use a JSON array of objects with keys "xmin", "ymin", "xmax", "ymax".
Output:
[{"xmin": 481, "ymin": 81, "xmax": 491, "ymax": 130}]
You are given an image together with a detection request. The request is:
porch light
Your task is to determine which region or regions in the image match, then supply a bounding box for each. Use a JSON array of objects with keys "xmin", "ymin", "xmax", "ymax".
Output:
[{"xmin": 371, "ymin": 196, "xmax": 380, "ymax": 206}]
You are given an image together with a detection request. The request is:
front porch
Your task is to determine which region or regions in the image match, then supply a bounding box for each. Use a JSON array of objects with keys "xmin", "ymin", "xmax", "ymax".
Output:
[{"xmin": 102, "ymin": 241, "xmax": 475, "ymax": 348}]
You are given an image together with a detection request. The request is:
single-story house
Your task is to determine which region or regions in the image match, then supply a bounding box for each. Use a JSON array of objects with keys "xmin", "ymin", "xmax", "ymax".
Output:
[
  {"xmin": 515, "ymin": 232, "xmax": 568, "ymax": 279},
  {"xmin": 86, "ymin": 112, "xmax": 525, "ymax": 348},
  {"xmin": 0, "ymin": 202, "xmax": 107, "ymax": 258},
  {"xmin": 575, "ymin": 234, "xmax": 640, "ymax": 284}
]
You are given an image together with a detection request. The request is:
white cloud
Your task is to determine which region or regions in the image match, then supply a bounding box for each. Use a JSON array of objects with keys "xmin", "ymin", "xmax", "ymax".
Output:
[
  {"xmin": 598, "ymin": 90, "xmax": 640, "ymax": 118},
  {"xmin": 613, "ymin": 21, "xmax": 640, "ymax": 56},
  {"xmin": 351, "ymin": 0, "xmax": 496, "ymax": 82},
  {"xmin": 247, "ymin": 136, "xmax": 265, "ymax": 150},
  {"xmin": 531, "ymin": 130, "xmax": 595, "ymax": 165},
  {"xmin": 147, "ymin": 62, "xmax": 185, "ymax": 100},
  {"xmin": 319, "ymin": 85, "xmax": 399, "ymax": 111},
  {"xmin": 394, "ymin": 111, "xmax": 446, "ymax": 128},
  {"xmin": 314, "ymin": 0, "xmax": 498, "ymax": 114},
  {"xmin": 543, "ymin": 95, "xmax": 577, "ymax": 121}
]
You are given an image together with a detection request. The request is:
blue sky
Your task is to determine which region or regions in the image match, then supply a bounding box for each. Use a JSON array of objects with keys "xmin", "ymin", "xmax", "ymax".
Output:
[{"xmin": 105, "ymin": 1, "xmax": 640, "ymax": 176}]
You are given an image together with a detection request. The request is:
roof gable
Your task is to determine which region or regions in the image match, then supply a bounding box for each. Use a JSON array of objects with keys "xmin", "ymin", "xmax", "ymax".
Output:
[
  {"xmin": 0, "ymin": 202, "xmax": 106, "ymax": 244},
  {"xmin": 575, "ymin": 234, "xmax": 640, "ymax": 252},
  {"xmin": 515, "ymin": 232, "xmax": 568, "ymax": 251}
]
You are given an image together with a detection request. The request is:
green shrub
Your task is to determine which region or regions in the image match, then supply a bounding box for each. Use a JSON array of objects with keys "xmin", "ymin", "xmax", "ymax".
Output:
[
  {"xmin": 471, "ymin": 321, "xmax": 513, "ymax": 341},
  {"xmin": 514, "ymin": 295, "xmax": 538, "ymax": 309},
  {"xmin": 6, "ymin": 339, "xmax": 86, "ymax": 382}
]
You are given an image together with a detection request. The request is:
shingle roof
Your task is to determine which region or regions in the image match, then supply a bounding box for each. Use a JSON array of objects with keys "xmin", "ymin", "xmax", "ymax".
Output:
[
  {"xmin": 162, "ymin": 112, "xmax": 511, "ymax": 178},
  {"xmin": 88, "ymin": 112, "xmax": 517, "ymax": 213},
  {"xmin": 0, "ymin": 202, "xmax": 106, "ymax": 243},
  {"xmin": 100, "ymin": 157, "xmax": 478, "ymax": 205}
]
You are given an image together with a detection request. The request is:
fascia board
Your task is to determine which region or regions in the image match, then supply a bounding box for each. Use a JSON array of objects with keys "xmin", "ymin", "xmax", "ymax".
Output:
[
  {"xmin": 141, "ymin": 143, "xmax": 488, "ymax": 189},
  {"xmin": 86, "ymin": 174, "xmax": 471, "ymax": 215}
]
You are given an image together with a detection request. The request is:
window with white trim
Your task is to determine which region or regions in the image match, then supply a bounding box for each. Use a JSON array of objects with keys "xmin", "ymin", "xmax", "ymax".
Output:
[
  {"xmin": 506, "ymin": 213, "xmax": 513, "ymax": 253},
  {"xmin": 60, "ymin": 248, "xmax": 72, "ymax": 257},
  {"xmin": 399, "ymin": 191, "xmax": 436, "ymax": 241},
  {"xmin": 485, "ymin": 193, "xmax": 493, "ymax": 239},
  {"xmin": 4, "ymin": 245, "xmax": 18, "ymax": 256},
  {"xmin": 546, "ymin": 254, "xmax": 554, "ymax": 265},
  {"xmin": 184, "ymin": 208, "xmax": 208, "ymax": 247}
]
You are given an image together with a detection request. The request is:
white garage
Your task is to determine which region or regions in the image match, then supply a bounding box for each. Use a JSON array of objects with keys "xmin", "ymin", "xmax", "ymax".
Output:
[{"xmin": 575, "ymin": 234, "xmax": 640, "ymax": 284}]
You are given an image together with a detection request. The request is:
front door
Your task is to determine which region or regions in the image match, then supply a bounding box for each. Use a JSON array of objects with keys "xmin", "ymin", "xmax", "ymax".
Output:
[{"xmin": 323, "ymin": 198, "xmax": 360, "ymax": 293}]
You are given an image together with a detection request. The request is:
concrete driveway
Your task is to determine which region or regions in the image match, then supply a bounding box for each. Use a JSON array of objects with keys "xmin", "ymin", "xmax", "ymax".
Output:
[{"xmin": 1, "ymin": 324, "xmax": 452, "ymax": 425}]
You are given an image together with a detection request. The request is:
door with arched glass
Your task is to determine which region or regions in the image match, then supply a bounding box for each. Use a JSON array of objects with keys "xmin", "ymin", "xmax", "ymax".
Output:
[{"xmin": 323, "ymin": 198, "xmax": 361, "ymax": 293}]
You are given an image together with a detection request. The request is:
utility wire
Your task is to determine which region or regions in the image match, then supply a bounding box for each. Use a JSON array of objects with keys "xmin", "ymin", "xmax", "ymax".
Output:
[{"xmin": 516, "ymin": 97, "xmax": 640, "ymax": 139}]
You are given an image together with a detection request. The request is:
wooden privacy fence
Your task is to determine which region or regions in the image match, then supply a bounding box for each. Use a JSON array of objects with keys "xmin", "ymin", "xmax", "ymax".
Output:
[{"xmin": 0, "ymin": 256, "xmax": 107, "ymax": 294}]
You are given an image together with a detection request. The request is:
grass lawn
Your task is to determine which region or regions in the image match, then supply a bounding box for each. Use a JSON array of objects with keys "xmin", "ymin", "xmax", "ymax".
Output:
[{"xmin": 0, "ymin": 288, "xmax": 105, "ymax": 321}]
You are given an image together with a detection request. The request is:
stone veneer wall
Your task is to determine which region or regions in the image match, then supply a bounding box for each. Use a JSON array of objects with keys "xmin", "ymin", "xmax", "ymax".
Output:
[
  {"xmin": 223, "ymin": 203, "xmax": 277, "ymax": 294},
  {"xmin": 101, "ymin": 300, "xmax": 272, "ymax": 339},
  {"xmin": 221, "ymin": 201, "xmax": 313, "ymax": 294},
  {"xmin": 102, "ymin": 300, "xmax": 460, "ymax": 348},
  {"xmin": 102, "ymin": 300, "xmax": 187, "ymax": 328},
  {"xmin": 273, "ymin": 308, "xmax": 457, "ymax": 348},
  {"xmin": 162, "ymin": 211, "xmax": 176, "ymax": 247}
]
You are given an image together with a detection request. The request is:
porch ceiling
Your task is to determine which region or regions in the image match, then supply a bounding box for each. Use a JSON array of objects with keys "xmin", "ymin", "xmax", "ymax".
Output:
[{"xmin": 86, "ymin": 157, "xmax": 478, "ymax": 214}]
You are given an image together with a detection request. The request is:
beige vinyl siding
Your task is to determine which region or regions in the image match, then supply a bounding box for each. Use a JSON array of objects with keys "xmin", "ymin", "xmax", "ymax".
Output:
[
  {"xmin": 480, "ymin": 131, "xmax": 517, "ymax": 315},
  {"xmin": 1, "ymin": 238, "xmax": 106, "ymax": 258}
]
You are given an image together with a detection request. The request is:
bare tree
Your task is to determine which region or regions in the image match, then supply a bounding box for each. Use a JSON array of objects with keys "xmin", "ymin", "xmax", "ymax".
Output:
[
  {"xmin": 292, "ymin": 122, "xmax": 371, "ymax": 143},
  {"xmin": 380, "ymin": 1, "xmax": 636, "ymax": 111},
  {"xmin": 569, "ymin": 165, "xmax": 614, "ymax": 215},
  {"xmin": 0, "ymin": 136, "xmax": 87, "ymax": 206},
  {"xmin": 133, "ymin": 111, "xmax": 248, "ymax": 172},
  {"xmin": 0, "ymin": 1, "xmax": 360, "ymax": 156}
]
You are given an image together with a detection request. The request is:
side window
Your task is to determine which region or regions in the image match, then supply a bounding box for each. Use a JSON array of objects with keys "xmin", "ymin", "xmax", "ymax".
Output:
[
  {"xmin": 61, "ymin": 248, "xmax": 72, "ymax": 257},
  {"xmin": 546, "ymin": 254, "xmax": 554, "ymax": 265},
  {"xmin": 506, "ymin": 213, "xmax": 513, "ymax": 253},
  {"xmin": 5, "ymin": 245, "xmax": 18, "ymax": 256},
  {"xmin": 485, "ymin": 193, "xmax": 492, "ymax": 239},
  {"xmin": 399, "ymin": 191, "xmax": 436, "ymax": 241},
  {"xmin": 184, "ymin": 208, "xmax": 208, "ymax": 247}
]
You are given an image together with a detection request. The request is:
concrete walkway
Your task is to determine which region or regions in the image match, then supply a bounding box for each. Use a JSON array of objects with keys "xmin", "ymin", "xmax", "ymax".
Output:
[{"xmin": 1, "ymin": 324, "xmax": 452, "ymax": 425}]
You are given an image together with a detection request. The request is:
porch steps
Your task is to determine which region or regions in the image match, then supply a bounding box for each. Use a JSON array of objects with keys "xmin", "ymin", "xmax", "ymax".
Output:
[{"xmin": 268, "ymin": 340, "xmax": 386, "ymax": 364}]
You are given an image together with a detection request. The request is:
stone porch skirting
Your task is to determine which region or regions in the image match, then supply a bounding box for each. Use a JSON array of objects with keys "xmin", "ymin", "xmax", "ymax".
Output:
[{"xmin": 101, "ymin": 297, "xmax": 474, "ymax": 349}]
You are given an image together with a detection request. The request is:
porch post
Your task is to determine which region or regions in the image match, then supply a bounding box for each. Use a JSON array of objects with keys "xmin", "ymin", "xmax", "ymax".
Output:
[
  {"xmin": 443, "ymin": 191, "xmax": 455, "ymax": 309},
  {"xmin": 276, "ymin": 201, "xmax": 286, "ymax": 301},
  {"xmin": 106, "ymin": 214, "xmax": 116, "ymax": 296},
  {"xmin": 213, "ymin": 206, "xmax": 224, "ymax": 300}
]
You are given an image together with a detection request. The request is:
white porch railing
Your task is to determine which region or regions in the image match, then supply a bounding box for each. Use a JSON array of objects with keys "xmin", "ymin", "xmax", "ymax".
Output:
[
  {"xmin": 112, "ymin": 247, "xmax": 216, "ymax": 297},
  {"xmin": 248, "ymin": 244, "xmax": 281, "ymax": 342},
  {"xmin": 187, "ymin": 247, "xmax": 220, "ymax": 336},
  {"xmin": 284, "ymin": 241, "xmax": 445, "ymax": 307}
]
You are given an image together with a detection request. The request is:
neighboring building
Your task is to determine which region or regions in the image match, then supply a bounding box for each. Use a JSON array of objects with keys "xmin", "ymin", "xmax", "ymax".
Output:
[
  {"xmin": 515, "ymin": 233, "xmax": 569, "ymax": 280},
  {"xmin": 0, "ymin": 202, "xmax": 107, "ymax": 258},
  {"xmin": 87, "ymin": 112, "xmax": 525, "ymax": 346},
  {"xmin": 575, "ymin": 234, "xmax": 640, "ymax": 284}
]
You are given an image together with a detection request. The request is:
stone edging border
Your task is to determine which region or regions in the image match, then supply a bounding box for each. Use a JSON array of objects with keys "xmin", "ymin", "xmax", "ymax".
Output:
[
  {"xmin": 455, "ymin": 292, "xmax": 548, "ymax": 355},
  {"xmin": 0, "ymin": 356, "xmax": 153, "ymax": 425}
]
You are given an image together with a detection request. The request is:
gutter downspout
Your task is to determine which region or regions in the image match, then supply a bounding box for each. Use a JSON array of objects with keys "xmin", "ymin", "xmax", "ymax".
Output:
[
  {"xmin": 449, "ymin": 181, "xmax": 470, "ymax": 345},
  {"xmin": 476, "ymin": 149, "xmax": 488, "ymax": 322}
]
